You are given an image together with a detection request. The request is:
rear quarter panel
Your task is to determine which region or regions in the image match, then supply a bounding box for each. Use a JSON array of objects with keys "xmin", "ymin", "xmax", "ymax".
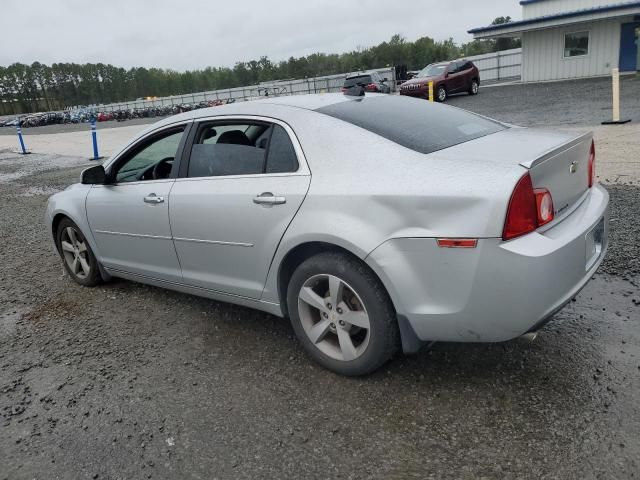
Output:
[{"xmin": 260, "ymin": 109, "xmax": 524, "ymax": 303}]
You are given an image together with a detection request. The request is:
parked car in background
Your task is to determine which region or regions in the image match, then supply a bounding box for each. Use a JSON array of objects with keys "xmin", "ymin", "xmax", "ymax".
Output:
[
  {"xmin": 342, "ymin": 72, "xmax": 391, "ymax": 94},
  {"xmin": 400, "ymin": 60, "xmax": 480, "ymax": 102},
  {"xmin": 47, "ymin": 93, "xmax": 608, "ymax": 376}
]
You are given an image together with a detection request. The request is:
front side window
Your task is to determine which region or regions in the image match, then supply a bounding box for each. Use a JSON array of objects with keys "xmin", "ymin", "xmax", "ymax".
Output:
[
  {"xmin": 114, "ymin": 127, "xmax": 185, "ymax": 183},
  {"xmin": 564, "ymin": 31, "xmax": 589, "ymax": 57},
  {"xmin": 186, "ymin": 121, "xmax": 298, "ymax": 178}
]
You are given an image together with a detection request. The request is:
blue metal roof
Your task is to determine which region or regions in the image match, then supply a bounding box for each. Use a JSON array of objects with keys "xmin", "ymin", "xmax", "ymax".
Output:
[{"xmin": 469, "ymin": 1, "xmax": 640, "ymax": 34}]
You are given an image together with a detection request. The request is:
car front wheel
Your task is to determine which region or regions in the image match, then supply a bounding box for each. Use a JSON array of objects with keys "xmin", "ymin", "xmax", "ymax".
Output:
[
  {"xmin": 469, "ymin": 79, "xmax": 479, "ymax": 95},
  {"xmin": 436, "ymin": 85, "xmax": 447, "ymax": 102},
  {"xmin": 287, "ymin": 252, "xmax": 399, "ymax": 376},
  {"xmin": 56, "ymin": 218, "xmax": 101, "ymax": 287}
]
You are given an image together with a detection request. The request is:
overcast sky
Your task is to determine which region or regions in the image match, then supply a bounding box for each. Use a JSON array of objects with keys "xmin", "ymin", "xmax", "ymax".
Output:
[{"xmin": 2, "ymin": 0, "xmax": 520, "ymax": 70}]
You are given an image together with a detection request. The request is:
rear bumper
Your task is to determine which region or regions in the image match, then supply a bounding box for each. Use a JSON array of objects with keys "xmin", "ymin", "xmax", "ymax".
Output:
[{"xmin": 365, "ymin": 184, "xmax": 609, "ymax": 345}]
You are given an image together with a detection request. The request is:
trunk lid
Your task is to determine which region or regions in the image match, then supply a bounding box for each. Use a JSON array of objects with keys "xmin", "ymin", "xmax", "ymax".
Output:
[
  {"xmin": 518, "ymin": 129, "xmax": 591, "ymax": 219},
  {"xmin": 433, "ymin": 127, "xmax": 592, "ymax": 219}
]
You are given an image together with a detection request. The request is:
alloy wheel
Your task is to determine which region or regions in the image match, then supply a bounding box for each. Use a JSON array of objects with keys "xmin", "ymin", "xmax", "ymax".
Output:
[
  {"xmin": 297, "ymin": 274, "xmax": 371, "ymax": 362},
  {"xmin": 60, "ymin": 226, "xmax": 91, "ymax": 279},
  {"xmin": 472, "ymin": 81, "xmax": 479, "ymax": 94}
]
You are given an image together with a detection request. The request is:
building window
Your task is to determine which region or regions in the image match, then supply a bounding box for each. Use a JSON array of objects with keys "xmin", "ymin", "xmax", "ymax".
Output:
[{"xmin": 564, "ymin": 31, "xmax": 589, "ymax": 58}]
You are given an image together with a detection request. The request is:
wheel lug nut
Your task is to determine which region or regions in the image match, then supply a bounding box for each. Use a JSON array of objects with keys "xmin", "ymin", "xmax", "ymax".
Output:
[
  {"xmin": 322, "ymin": 312, "xmax": 328, "ymax": 318},
  {"xmin": 330, "ymin": 323, "xmax": 336, "ymax": 328},
  {"xmin": 338, "ymin": 320, "xmax": 345, "ymax": 326},
  {"xmin": 327, "ymin": 303, "xmax": 332, "ymax": 310},
  {"xmin": 336, "ymin": 308, "xmax": 343, "ymax": 314}
]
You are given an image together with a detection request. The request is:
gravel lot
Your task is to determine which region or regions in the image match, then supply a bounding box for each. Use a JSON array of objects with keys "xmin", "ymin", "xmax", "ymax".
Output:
[
  {"xmin": 447, "ymin": 75, "xmax": 640, "ymax": 127},
  {"xmin": 1, "ymin": 78, "xmax": 640, "ymax": 479}
]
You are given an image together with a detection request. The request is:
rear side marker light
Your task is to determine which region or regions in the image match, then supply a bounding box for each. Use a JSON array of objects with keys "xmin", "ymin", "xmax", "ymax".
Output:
[{"xmin": 437, "ymin": 238, "xmax": 478, "ymax": 248}]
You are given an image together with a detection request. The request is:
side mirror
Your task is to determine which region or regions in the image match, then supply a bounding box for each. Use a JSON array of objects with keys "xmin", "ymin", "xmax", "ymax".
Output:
[{"xmin": 80, "ymin": 164, "xmax": 106, "ymax": 184}]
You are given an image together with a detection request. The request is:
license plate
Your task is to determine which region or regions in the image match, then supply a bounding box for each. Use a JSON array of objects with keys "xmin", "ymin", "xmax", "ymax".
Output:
[{"xmin": 585, "ymin": 217, "xmax": 605, "ymax": 271}]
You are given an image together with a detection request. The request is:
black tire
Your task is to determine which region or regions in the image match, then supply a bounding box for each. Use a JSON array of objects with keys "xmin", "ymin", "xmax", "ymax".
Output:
[
  {"xmin": 287, "ymin": 252, "xmax": 400, "ymax": 376},
  {"xmin": 469, "ymin": 79, "xmax": 479, "ymax": 95},
  {"xmin": 56, "ymin": 218, "xmax": 101, "ymax": 287},
  {"xmin": 436, "ymin": 85, "xmax": 447, "ymax": 102}
]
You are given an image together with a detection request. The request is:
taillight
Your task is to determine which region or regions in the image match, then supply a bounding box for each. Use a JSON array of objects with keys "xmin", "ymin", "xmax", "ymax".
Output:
[
  {"xmin": 366, "ymin": 83, "xmax": 377, "ymax": 91},
  {"xmin": 503, "ymin": 173, "xmax": 554, "ymax": 241},
  {"xmin": 588, "ymin": 140, "xmax": 596, "ymax": 188},
  {"xmin": 534, "ymin": 188, "xmax": 554, "ymax": 226}
]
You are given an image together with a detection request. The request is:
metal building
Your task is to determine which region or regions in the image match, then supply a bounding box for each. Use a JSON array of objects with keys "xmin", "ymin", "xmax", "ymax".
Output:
[{"xmin": 469, "ymin": 0, "xmax": 640, "ymax": 82}]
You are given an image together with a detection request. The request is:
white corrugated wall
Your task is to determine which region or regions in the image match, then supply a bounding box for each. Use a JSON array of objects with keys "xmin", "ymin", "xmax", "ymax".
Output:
[
  {"xmin": 522, "ymin": 18, "xmax": 623, "ymax": 81},
  {"xmin": 522, "ymin": 0, "xmax": 630, "ymax": 19}
]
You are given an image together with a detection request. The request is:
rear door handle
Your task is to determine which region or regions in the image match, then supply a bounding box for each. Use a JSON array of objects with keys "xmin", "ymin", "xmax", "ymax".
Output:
[
  {"xmin": 144, "ymin": 194, "xmax": 164, "ymax": 204},
  {"xmin": 253, "ymin": 192, "xmax": 286, "ymax": 206}
]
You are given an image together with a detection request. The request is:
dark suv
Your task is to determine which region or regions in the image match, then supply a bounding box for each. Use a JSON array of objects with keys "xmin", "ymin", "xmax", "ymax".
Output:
[
  {"xmin": 399, "ymin": 60, "xmax": 479, "ymax": 102},
  {"xmin": 342, "ymin": 72, "xmax": 391, "ymax": 94}
]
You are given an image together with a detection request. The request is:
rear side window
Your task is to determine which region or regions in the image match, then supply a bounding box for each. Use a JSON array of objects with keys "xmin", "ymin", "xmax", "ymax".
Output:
[
  {"xmin": 315, "ymin": 96, "xmax": 506, "ymax": 154},
  {"xmin": 188, "ymin": 123, "xmax": 265, "ymax": 178},
  {"xmin": 266, "ymin": 125, "xmax": 298, "ymax": 173},
  {"xmin": 186, "ymin": 122, "xmax": 298, "ymax": 177},
  {"xmin": 344, "ymin": 75, "xmax": 372, "ymax": 87},
  {"xmin": 189, "ymin": 143, "xmax": 264, "ymax": 177}
]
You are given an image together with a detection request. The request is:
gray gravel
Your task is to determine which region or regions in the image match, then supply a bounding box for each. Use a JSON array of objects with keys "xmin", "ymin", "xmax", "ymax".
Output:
[
  {"xmin": 442, "ymin": 75, "xmax": 640, "ymax": 127},
  {"xmin": 601, "ymin": 184, "xmax": 640, "ymax": 279},
  {"xmin": 0, "ymin": 152, "xmax": 639, "ymax": 479}
]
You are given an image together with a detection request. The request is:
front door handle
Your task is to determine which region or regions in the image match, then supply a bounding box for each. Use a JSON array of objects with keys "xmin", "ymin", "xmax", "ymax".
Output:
[
  {"xmin": 253, "ymin": 192, "xmax": 286, "ymax": 206},
  {"xmin": 144, "ymin": 193, "xmax": 164, "ymax": 204}
]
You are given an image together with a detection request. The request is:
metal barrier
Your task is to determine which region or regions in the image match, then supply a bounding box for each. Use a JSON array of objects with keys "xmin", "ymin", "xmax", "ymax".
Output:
[
  {"xmin": 91, "ymin": 68, "xmax": 396, "ymax": 113},
  {"xmin": 466, "ymin": 48, "xmax": 522, "ymax": 84}
]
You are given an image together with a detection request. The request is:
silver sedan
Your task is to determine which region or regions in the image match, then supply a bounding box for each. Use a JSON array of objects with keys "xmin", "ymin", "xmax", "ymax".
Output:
[{"xmin": 46, "ymin": 93, "xmax": 609, "ymax": 375}]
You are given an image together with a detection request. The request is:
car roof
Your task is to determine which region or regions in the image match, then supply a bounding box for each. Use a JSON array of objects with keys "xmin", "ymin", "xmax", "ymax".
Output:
[{"xmin": 139, "ymin": 92, "xmax": 386, "ymax": 133}]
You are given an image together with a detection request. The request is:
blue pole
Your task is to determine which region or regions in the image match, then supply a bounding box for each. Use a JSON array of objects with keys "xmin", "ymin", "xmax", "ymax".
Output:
[
  {"xmin": 91, "ymin": 119, "xmax": 100, "ymax": 160},
  {"xmin": 16, "ymin": 123, "xmax": 29, "ymax": 154}
]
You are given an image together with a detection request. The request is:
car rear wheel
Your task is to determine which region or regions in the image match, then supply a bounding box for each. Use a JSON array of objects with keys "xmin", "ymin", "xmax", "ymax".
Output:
[
  {"xmin": 287, "ymin": 252, "xmax": 399, "ymax": 376},
  {"xmin": 436, "ymin": 85, "xmax": 447, "ymax": 102},
  {"xmin": 56, "ymin": 218, "xmax": 101, "ymax": 287},
  {"xmin": 469, "ymin": 79, "xmax": 479, "ymax": 95}
]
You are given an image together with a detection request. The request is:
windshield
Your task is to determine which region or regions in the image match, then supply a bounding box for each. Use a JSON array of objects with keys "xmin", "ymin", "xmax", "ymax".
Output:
[{"xmin": 417, "ymin": 64, "xmax": 446, "ymax": 78}]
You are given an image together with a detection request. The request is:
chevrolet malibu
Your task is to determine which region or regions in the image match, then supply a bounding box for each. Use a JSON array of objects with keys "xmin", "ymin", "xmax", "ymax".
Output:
[{"xmin": 46, "ymin": 93, "xmax": 608, "ymax": 376}]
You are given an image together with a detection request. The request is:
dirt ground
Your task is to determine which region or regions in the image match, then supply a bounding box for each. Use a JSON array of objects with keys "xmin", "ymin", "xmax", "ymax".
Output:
[{"xmin": 1, "ymin": 79, "xmax": 640, "ymax": 479}]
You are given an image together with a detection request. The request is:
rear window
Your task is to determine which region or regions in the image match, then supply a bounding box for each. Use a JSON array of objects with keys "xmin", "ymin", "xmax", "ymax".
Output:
[
  {"xmin": 344, "ymin": 75, "xmax": 372, "ymax": 87},
  {"xmin": 315, "ymin": 96, "xmax": 506, "ymax": 154}
]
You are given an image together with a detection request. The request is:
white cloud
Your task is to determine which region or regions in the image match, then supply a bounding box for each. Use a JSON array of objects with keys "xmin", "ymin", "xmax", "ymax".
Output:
[{"xmin": 2, "ymin": 0, "xmax": 520, "ymax": 70}]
